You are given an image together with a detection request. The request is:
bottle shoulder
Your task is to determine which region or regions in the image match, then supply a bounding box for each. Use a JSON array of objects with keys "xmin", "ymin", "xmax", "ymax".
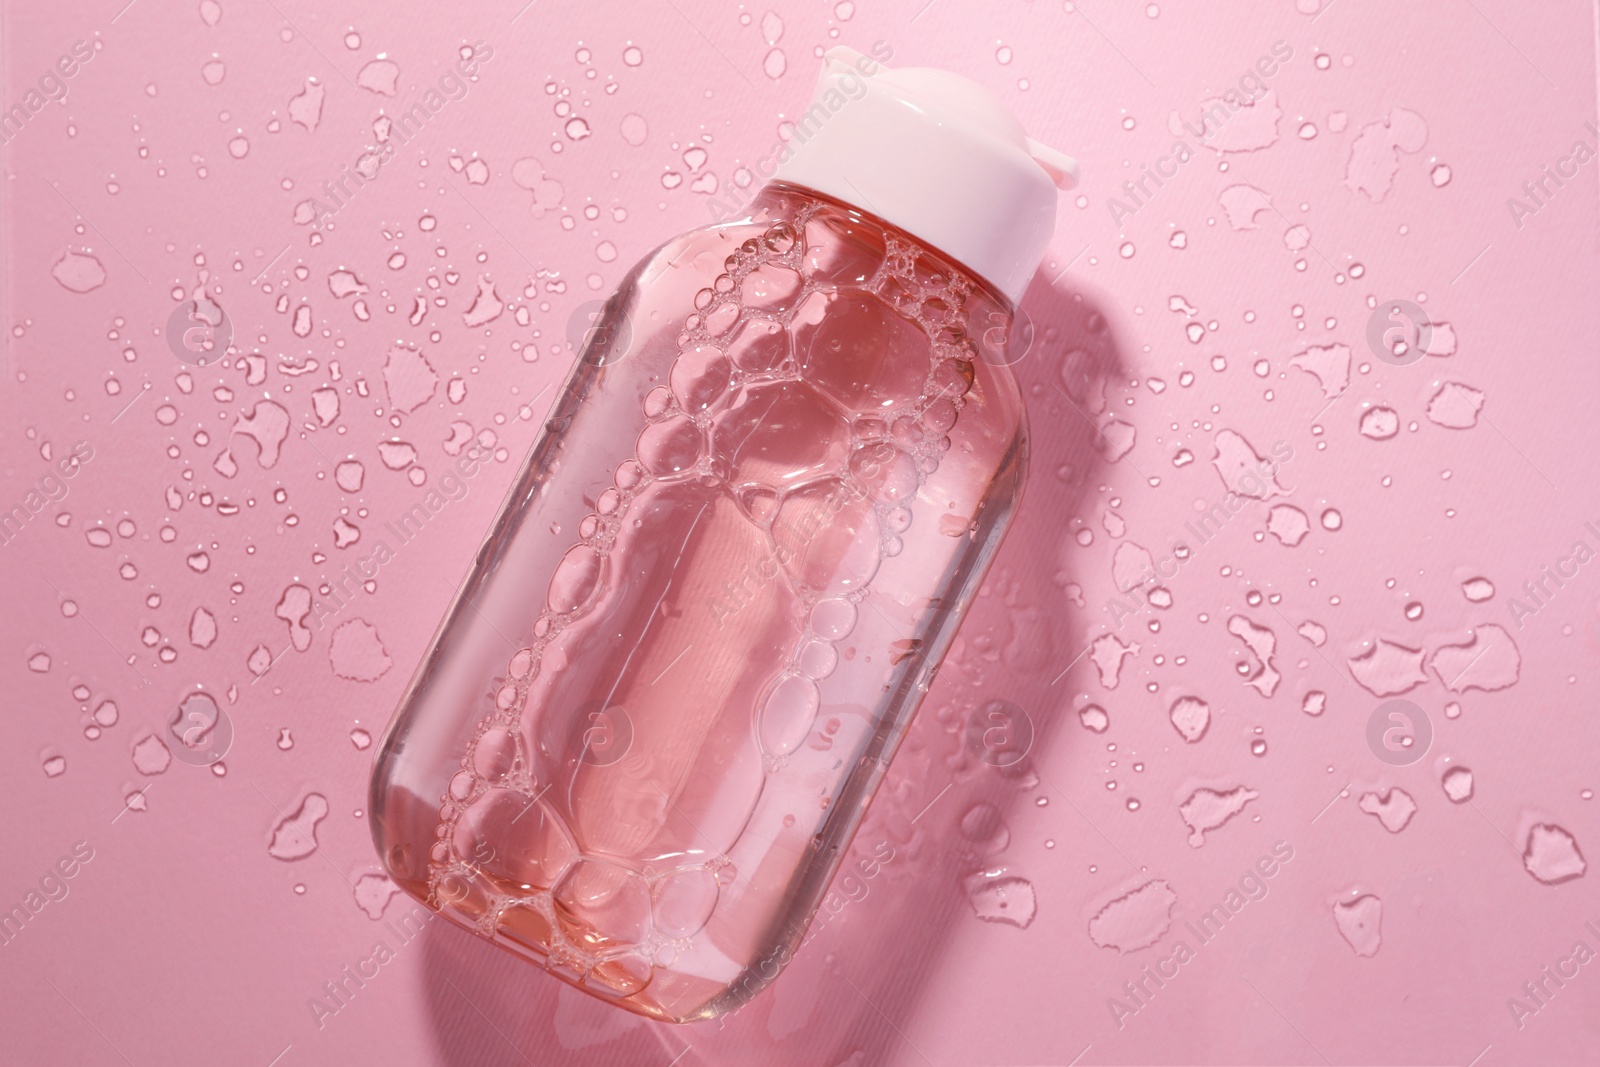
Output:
[{"xmin": 607, "ymin": 189, "xmax": 1030, "ymax": 450}]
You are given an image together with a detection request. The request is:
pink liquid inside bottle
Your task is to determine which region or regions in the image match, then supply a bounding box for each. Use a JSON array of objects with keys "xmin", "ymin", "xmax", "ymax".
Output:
[{"xmin": 369, "ymin": 46, "xmax": 1076, "ymax": 1022}]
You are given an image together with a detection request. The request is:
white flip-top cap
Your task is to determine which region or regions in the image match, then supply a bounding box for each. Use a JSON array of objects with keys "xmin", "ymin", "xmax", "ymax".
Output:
[{"xmin": 773, "ymin": 46, "xmax": 1077, "ymax": 308}]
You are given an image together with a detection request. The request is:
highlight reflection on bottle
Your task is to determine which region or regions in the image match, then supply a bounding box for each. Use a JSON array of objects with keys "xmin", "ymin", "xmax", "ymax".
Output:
[{"xmin": 370, "ymin": 47, "xmax": 1076, "ymax": 1021}]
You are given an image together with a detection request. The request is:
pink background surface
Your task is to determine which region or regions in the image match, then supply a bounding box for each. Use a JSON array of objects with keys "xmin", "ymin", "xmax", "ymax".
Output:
[{"xmin": 5, "ymin": 0, "xmax": 1600, "ymax": 1064}]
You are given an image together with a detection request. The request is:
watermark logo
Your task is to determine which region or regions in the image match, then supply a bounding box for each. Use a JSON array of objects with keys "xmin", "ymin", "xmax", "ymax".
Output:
[
  {"xmin": 1107, "ymin": 841, "xmax": 1295, "ymax": 1029},
  {"xmin": 800, "ymin": 839, "xmax": 897, "ymax": 949},
  {"xmin": 1366, "ymin": 299, "xmax": 1431, "ymax": 367},
  {"xmin": 1506, "ymin": 122, "xmax": 1600, "ymax": 230},
  {"xmin": 1365, "ymin": 698, "xmax": 1431, "ymax": 765},
  {"xmin": 1507, "ymin": 522, "xmax": 1600, "ymax": 630},
  {"xmin": 310, "ymin": 442, "xmax": 496, "ymax": 632},
  {"xmin": 166, "ymin": 295, "xmax": 232, "ymax": 366},
  {"xmin": 307, "ymin": 904, "xmax": 432, "ymax": 1029},
  {"xmin": 1106, "ymin": 438, "xmax": 1294, "ymax": 628},
  {"xmin": 965, "ymin": 699, "xmax": 1035, "ymax": 767},
  {"xmin": 0, "ymin": 840, "xmax": 94, "ymax": 949},
  {"xmin": 977, "ymin": 306, "xmax": 1036, "ymax": 368},
  {"xmin": 0, "ymin": 440, "xmax": 93, "ymax": 548},
  {"xmin": 1107, "ymin": 41, "xmax": 1293, "ymax": 227},
  {"xmin": 296, "ymin": 42, "xmax": 494, "ymax": 230},
  {"xmin": 0, "ymin": 38, "xmax": 97, "ymax": 147},
  {"xmin": 707, "ymin": 40, "xmax": 896, "ymax": 223},
  {"xmin": 567, "ymin": 702, "xmax": 634, "ymax": 767},
  {"xmin": 1508, "ymin": 921, "xmax": 1600, "ymax": 1030},
  {"xmin": 167, "ymin": 690, "xmax": 232, "ymax": 766},
  {"xmin": 568, "ymin": 298, "xmax": 633, "ymax": 365}
]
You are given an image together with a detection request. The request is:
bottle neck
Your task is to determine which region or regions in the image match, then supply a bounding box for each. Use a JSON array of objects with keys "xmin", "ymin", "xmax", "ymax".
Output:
[{"xmin": 745, "ymin": 181, "xmax": 1015, "ymax": 315}]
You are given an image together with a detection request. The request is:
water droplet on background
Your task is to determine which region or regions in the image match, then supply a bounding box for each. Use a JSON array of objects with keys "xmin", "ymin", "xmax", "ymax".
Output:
[
  {"xmin": 269, "ymin": 793, "xmax": 330, "ymax": 860},
  {"xmin": 964, "ymin": 869, "xmax": 1036, "ymax": 928},
  {"xmin": 1087, "ymin": 880, "xmax": 1175, "ymax": 951},
  {"xmin": 1333, "ymin": 893, "xmax": 1382, "ymax": 956},
  {"xmin": 1441, "ymin": 765, "xmax": 1474, "ymax": 802}
]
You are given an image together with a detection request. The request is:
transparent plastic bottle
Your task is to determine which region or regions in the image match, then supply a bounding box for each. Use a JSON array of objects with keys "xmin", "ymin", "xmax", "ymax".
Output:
[{"xmin": 369, "ymin": 47, "xmax": 1075, "ymax": 1022}]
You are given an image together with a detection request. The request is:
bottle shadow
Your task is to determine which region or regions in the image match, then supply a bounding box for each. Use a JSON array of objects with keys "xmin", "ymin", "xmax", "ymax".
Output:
[{"xmin": 415, "ymin": 271, "xmax": 1126, "ymax": 1067}]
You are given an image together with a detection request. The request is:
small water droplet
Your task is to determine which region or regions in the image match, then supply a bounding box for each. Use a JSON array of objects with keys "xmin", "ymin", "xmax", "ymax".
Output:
[
  {"xmin": 1078, "ymin": 704, "xmax": 1109, "ymax": 732},
  {"xmin": 963, "ymin": 869, "xmax": 1036, "ymax": 927},
  {"xmin": 1524, "ymin": 823, "xmax": 1586, "ymax": 884},
  {"xmin": 269, "ymin": 793, "xmax": 330, "ymax": 860},
  {"xmin": 1333, "ymin": 893, "xmax": 1382, "ymax": 956},
  {"xmin": 1441, "ymin": 766, "xmax": 1474, "ymax": 802}
]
